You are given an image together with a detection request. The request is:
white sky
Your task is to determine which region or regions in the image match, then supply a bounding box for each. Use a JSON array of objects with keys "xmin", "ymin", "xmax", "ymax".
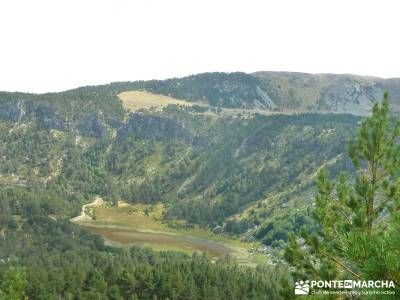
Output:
[{"xmin": 1, "ymin": 0, "xmax": 400, "ymax": 93}]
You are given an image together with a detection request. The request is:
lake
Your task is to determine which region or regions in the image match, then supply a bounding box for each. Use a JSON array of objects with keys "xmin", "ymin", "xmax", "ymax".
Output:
[{"xmin": 82, "ymin": 225, "xmax": 234, "ymax": 258}]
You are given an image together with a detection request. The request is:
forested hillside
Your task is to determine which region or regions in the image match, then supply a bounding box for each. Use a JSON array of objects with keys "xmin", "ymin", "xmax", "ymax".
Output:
[
  {"xmin": 0, "ymin": 86, "xmax": 360, "ymax": 238},
  {"xmin": 0, "ymin": 71, "xmax": 392, "ymax": 299}
]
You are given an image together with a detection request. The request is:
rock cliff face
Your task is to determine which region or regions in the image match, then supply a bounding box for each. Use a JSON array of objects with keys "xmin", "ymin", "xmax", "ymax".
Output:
[
  {"xmin": 28, "ymin": 102, "xmax": 70, "ymax": 130},
  {"xmin": 0, "ymin": 101, "xmax": 26, "ymax": 122},
  {"xmin": 0, "ymin": 100, "xmax": 69, "ymax": 129},
  {"xmin": 119, "ymin": 113, "xmax": 191, "ymax": 142},
  {"xmin": 77, "ymin": 113, "xmax": 109, "ymax": 138},
  {"xmin": 0, "ymin": 98, "xmax": 110, "ymax": 137}
]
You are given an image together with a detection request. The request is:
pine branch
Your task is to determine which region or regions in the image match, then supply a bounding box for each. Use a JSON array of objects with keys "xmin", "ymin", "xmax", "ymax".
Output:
[{"xmin": 321, "ymin": 251, "xmax": 362, "ymax": 280}]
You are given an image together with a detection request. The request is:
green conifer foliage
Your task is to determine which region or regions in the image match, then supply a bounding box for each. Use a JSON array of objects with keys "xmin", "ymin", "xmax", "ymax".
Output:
[
  {"xmin": 0, "ymin": 266, "xmax": 28, "ymax": 300},
  {"xmin": 285, "ymin": 93, "xmax": 400, "ymax": 287}
]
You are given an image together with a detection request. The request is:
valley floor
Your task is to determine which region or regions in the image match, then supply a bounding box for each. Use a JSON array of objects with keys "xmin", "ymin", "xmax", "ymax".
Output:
[{"xmin": 72, "ymin": 198, "xmax": 266, "ymax": 265}]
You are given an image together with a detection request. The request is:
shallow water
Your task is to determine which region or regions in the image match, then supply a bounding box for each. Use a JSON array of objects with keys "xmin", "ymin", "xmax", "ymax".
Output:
[{"xmin": 82, "ymin": 225, "xmax": 233, "ymax": 258}]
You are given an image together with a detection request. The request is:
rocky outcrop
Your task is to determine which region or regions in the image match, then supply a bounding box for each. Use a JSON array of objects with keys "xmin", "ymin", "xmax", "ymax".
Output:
[
  {"xmin": 0, "ymin": 98, "xmax": 110, "ymax": 136},
  {"xmin": 253, "ymin": 72, "xmax": 400, "ymax": 115},
  {"xmin": 28, "ymin": 102, "xmax": 69, "ymax": 130},
  {"xmin": 0, "ymin": 100, "xmax": 70, "ymax": 129},
  {"xmin": 77, "ymin": 113, "xmax": 109, "ymax": 138},
  {"xmin": 0, "ymin": 101, "xmax": 26, "ymax": 122},
  {"xmin": 317, "ymin": 76, "xmax": 382, "ymax": 115},
  {"xmin": 118, "ymin": 112, "xmax": 191, "ymax": 142}
]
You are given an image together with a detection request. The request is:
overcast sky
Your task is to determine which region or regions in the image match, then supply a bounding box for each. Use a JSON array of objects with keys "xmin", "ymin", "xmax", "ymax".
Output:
[{"xmin": 1, "ymin": 0, "xmax": 399, "ymax": 93}]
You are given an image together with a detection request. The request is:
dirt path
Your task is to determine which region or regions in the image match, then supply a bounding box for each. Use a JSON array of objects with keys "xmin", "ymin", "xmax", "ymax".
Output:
[{"xmin": 70, "ymin": 197, "xmax": 104, "ymax": 223}]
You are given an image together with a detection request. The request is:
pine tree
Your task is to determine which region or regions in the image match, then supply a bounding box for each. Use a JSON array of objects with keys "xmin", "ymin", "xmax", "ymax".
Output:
[
  {"xmin": 285, "ymin": 93, "xmax": 400, "ymax": 286},
  {"xmin": 0, "ymin": 266, "xmax": 28, "ymax": 300}
]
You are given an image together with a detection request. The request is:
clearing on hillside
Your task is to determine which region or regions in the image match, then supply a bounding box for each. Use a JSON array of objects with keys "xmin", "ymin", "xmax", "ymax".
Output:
[{"xmin": 118, "ymin": 90, "xmax": 193, "ymax": 111}]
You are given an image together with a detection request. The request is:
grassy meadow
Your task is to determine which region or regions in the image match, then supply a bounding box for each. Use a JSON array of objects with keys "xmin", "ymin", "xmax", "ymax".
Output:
[{"xmin": 77, "ymin": 200, "xmax": 266, "ymax": 264}]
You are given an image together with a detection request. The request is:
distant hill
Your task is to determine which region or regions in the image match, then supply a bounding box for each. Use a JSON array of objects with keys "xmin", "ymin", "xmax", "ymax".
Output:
[
  {"xmin": 63, "ymin": 71, "xmax": 400, "ymax": 116},
  {"xmin": 4, "ymin": 71, "xmax": 398, "ymax": 116}
]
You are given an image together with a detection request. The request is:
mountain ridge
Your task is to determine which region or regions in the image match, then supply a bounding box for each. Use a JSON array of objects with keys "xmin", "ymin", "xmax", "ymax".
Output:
[{"xmin": 2, "ymin": 71, "xmax": 399, "ymax": 116}]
